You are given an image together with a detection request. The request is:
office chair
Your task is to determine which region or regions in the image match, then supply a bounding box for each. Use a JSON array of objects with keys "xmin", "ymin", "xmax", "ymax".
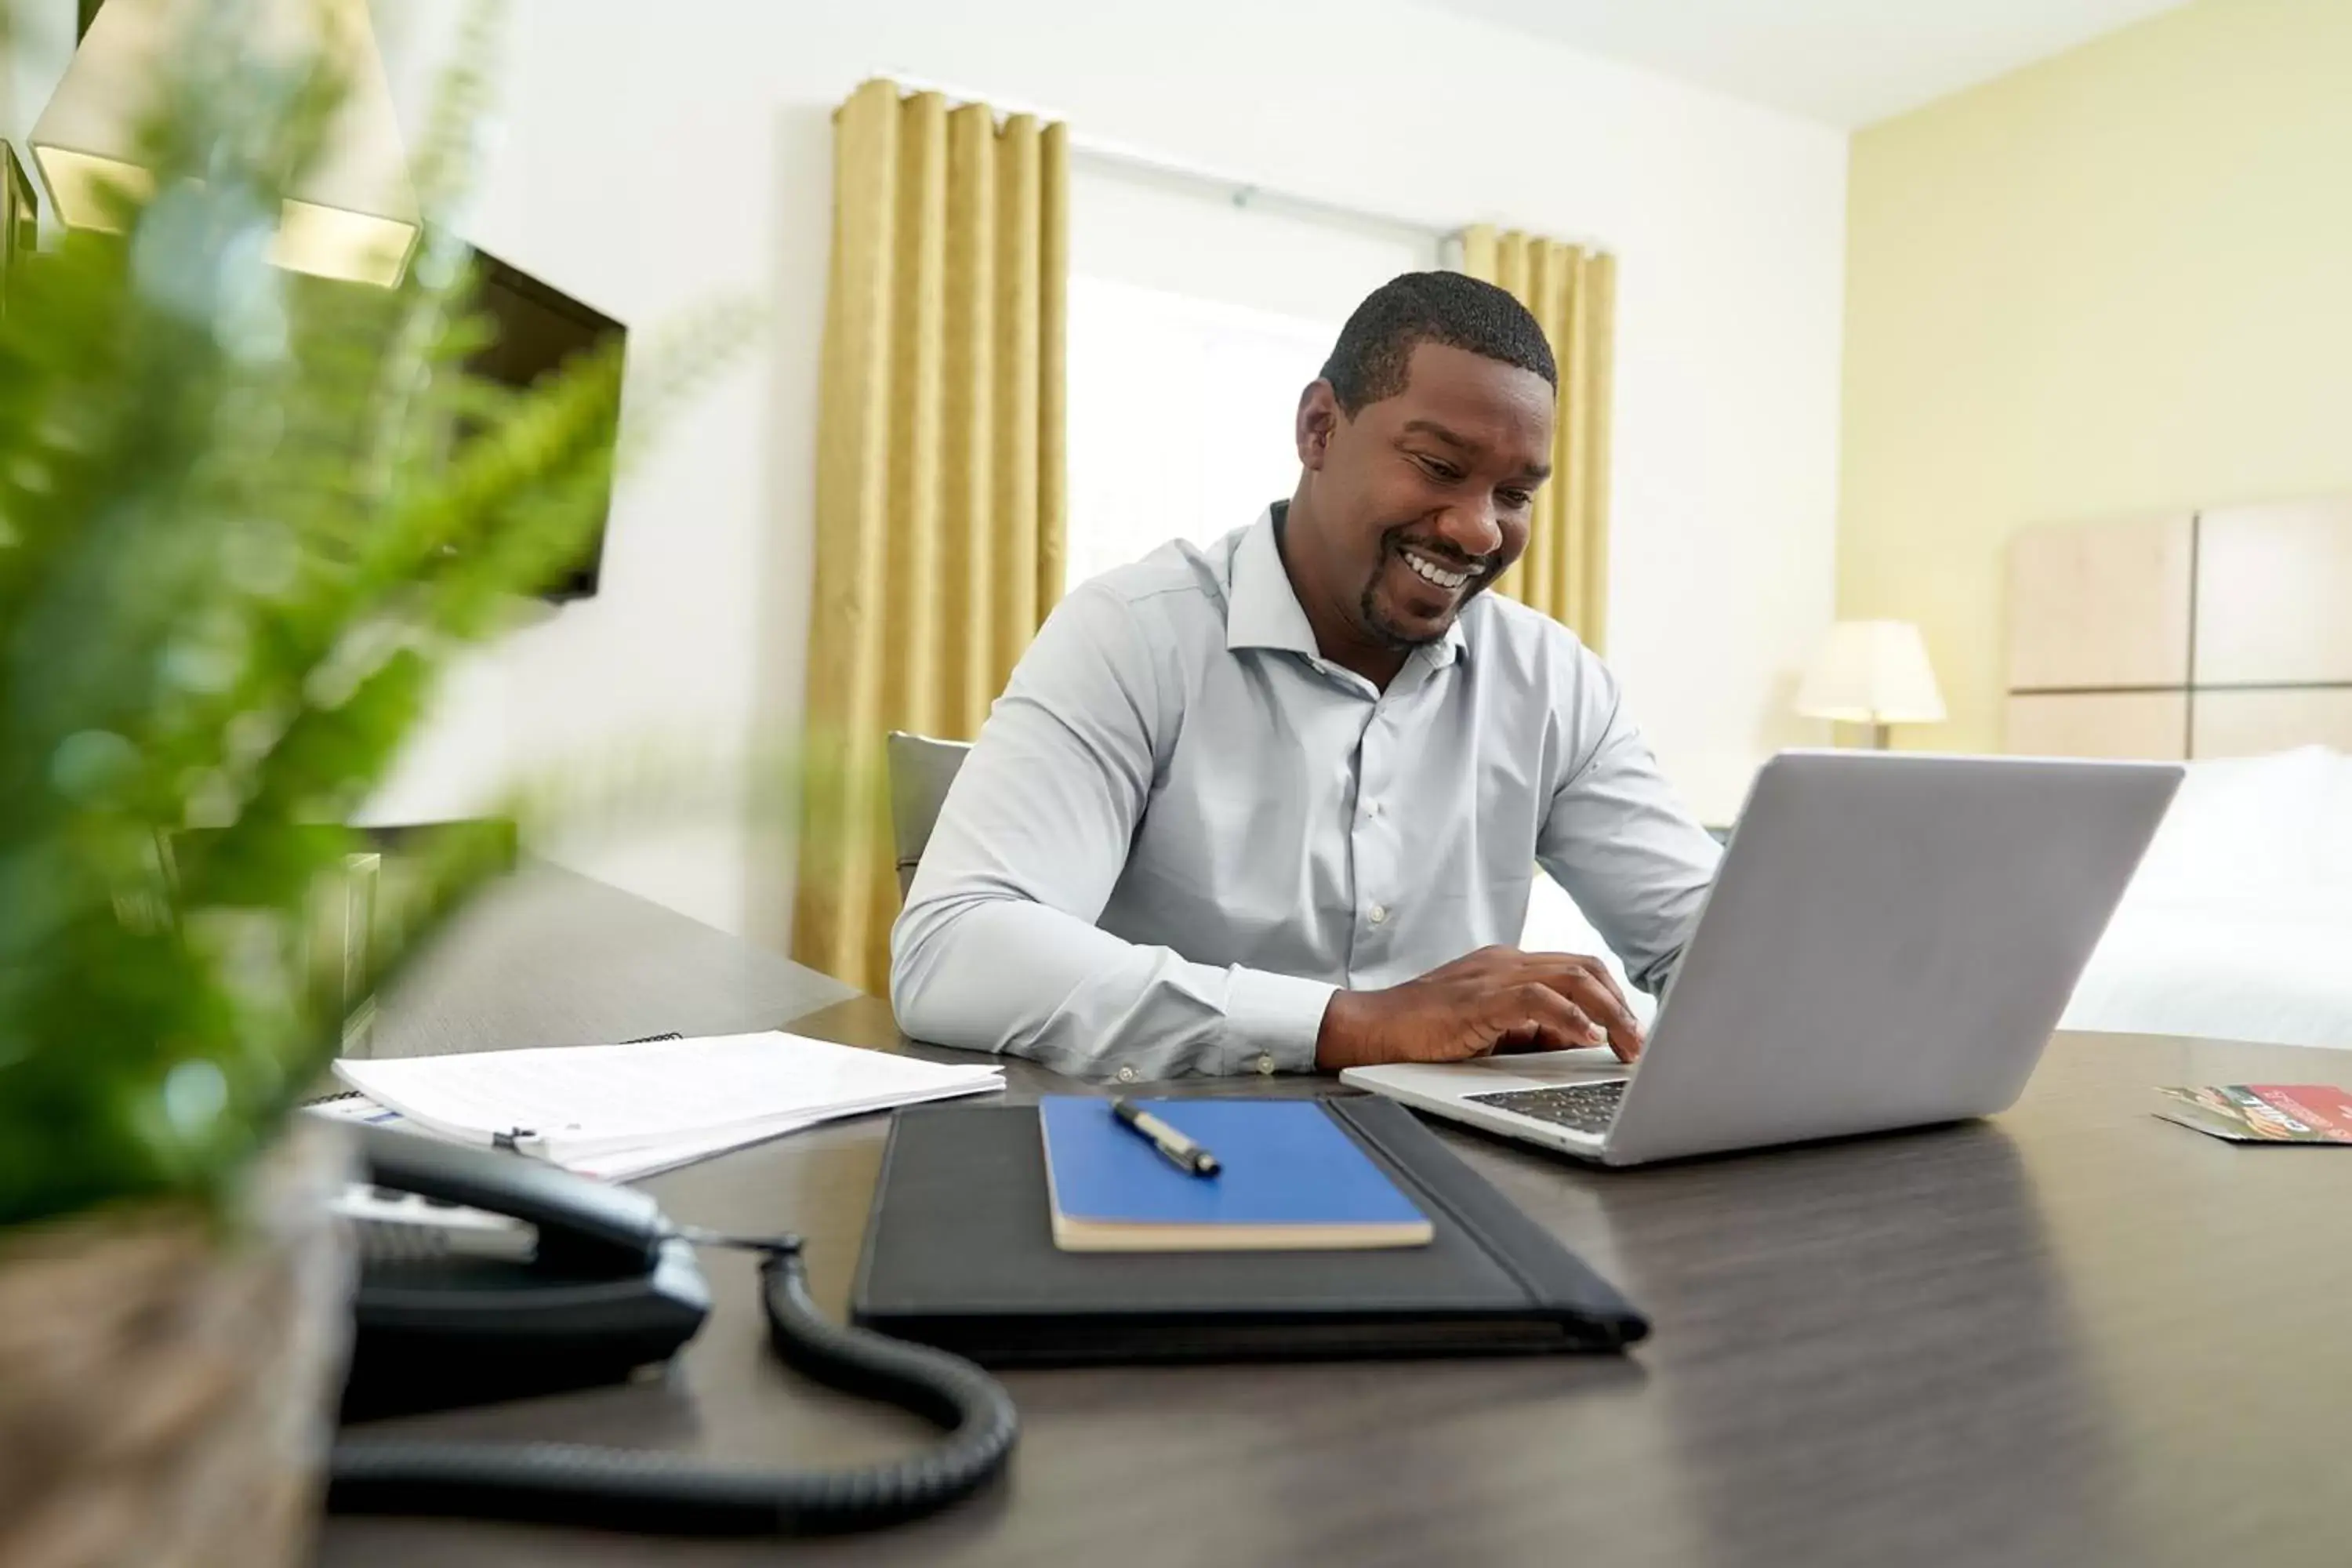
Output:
[{"xmin": 887, "ymin": 731, "xmax": 972, "ymax": 903}]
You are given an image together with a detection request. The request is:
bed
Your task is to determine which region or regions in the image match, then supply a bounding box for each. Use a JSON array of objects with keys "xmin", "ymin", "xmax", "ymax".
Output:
[
  {"xmin": 2057, "ymin": 746, "xmax": 2352, "ymax": 1050},
  {"xmin": 2010, "ymin": 499, "xmax": 2352, "ymax": 1051},
  {"xmin": 1523, "ymin": 498, "xmax": 2352, "ymax": 1053}
]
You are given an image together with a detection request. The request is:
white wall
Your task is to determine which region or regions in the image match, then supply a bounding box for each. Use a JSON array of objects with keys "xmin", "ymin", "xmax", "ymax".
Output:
[{"xmin": 16, "ymin": 0, "xmax": 1849, "ymax": 945}]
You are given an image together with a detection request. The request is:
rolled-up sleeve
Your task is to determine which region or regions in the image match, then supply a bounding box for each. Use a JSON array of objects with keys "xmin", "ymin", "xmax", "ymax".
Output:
[
  {"xmin": 889, "ymin": 586, "xmax": 1337, "ymax": 1079},
  {"xmin": 1535, "ymin": 650, "xmax": 1722, "ymax": 996}
]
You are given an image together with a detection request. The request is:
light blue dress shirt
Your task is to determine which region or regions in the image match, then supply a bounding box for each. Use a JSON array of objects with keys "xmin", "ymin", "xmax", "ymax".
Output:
[{"xmin": 891, "ymin": 508, "xmax": 1722, "ymax": 1080}]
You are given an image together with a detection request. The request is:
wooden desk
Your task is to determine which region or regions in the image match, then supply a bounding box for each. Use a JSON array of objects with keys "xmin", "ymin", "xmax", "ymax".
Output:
[{"xmin": 322, "ymin": 868, "xmax": 2352, "ymax": 1567}]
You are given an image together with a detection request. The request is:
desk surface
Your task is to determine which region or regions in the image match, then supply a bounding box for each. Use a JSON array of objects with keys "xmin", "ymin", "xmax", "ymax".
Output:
[{"xmin": 323, "ymin": 868, "xmax": 2352, "ymax": 1568}]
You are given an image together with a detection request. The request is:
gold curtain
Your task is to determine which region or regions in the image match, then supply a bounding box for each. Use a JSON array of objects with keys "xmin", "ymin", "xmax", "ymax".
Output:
[
  {"xmin": 792, "ymin": 79, "xmax": 1069, "ymax": 993},
  {"xmin": 1457, "ymin": 225, "xmax": 1614, "ymax": 651}
]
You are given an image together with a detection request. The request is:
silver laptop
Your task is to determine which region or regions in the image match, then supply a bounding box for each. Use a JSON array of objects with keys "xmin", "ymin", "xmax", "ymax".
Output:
[{"xmin": 1341, "ymin": 751, "xmax": 2182, "ymax": 1167}]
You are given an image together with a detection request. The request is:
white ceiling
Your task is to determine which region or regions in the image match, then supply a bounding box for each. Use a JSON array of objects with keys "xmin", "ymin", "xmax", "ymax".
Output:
[{"xmin": 1414, "ymin": 0, "xmax": 2191, "ymax": 126}]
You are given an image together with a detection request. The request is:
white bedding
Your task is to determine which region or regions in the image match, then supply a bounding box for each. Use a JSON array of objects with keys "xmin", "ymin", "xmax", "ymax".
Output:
[
  {"xmin": 2061, "ymin": 746, "xmax": 2352, "ymax": 1051},
  {"xmin": 2060, "ymin": 889, "xmax": 2352, "ymax": 1051}
]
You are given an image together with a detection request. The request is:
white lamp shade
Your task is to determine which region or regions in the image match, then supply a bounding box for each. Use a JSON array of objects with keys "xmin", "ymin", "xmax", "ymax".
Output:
[
  {"xmin": 30, "ymin": 0, "xmax": 419, "ymax": 287},
  {"xmin": 1795, "ymin": 620, "xmax": 1947, "ymax": 726}
]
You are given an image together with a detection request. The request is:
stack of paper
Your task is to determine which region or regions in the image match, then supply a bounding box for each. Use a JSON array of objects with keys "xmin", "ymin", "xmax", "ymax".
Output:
[{"xmin": 311, "ymin": 1031, "xmax": 1004, "ymax": 1181}]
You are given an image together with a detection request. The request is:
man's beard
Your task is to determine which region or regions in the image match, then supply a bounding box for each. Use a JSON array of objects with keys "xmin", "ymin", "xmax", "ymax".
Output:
[
  {"xmin": 1358, "ymin": 527, "xmax": 1499, "ymax": 649},
  {"xmin": 1359, "ymin": 579, "xmax": 1436, "ymax": 651}
]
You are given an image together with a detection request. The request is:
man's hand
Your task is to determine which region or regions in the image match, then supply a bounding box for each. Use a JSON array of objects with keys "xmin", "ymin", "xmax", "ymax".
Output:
[{"xmin": 1314, "ymin": 946, "xmax": 1645, "ymax": 1072}]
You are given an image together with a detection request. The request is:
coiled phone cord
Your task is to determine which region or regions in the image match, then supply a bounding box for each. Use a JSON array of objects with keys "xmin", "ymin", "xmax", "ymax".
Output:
[{"xmin": 326, "ymin": 1234, "xmax": 1019, "ymax": 1534}]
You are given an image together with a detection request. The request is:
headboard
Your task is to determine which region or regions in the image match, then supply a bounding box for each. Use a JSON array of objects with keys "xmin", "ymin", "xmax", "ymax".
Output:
[{"xmin": 2005, "ymin": 499, "xmax": 2352, "ymax": 759}]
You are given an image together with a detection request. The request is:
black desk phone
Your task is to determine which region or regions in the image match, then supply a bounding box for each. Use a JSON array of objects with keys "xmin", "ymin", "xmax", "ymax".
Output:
[
  {"xmin": 330, "ymin": 1124, "xmax": 1018, "ymax": 1535},
  {"xmin": 341, "ymin": 1127, "xmax": 710, "ymax": 1417}
]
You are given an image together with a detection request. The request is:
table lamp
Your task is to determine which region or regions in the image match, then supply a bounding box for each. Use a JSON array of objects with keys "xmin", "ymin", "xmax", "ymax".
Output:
[
  {"xmin": 1795, "ymin": 619, "xmax": 1946, "ymax": 750},
  {"xmin": 30, "ymin": 0, "xmax": 419, "ymax": 287}
]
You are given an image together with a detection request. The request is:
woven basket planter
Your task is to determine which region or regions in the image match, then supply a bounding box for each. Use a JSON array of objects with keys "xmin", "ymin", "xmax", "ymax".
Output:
[{"xmin": 0, "ymin": 1123, "xmax": 354, "ymax": 1568}]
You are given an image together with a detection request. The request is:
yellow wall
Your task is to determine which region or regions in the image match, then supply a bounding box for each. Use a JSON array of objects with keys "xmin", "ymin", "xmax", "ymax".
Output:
[{"xmin": 1838, "ymin": 0, "xmax": 2352, "ymax": 752}]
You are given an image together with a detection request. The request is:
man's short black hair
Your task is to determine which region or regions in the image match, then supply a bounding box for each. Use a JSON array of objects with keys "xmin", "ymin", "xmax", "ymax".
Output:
[{"xmin": 1319, "ymin": 271, "xmax": 1557, "ymax": 415}]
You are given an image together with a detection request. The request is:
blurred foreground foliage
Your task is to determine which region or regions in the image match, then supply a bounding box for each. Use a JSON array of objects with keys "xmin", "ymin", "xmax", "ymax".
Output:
[{"xmin": 0, "ymin": 0, "xmax": 738, "ymax": 1227}]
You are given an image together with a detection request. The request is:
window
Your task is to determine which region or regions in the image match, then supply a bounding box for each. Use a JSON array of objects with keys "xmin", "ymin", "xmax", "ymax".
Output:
[
  {"xmin": 1064, "ymin": 164, "xmax": 1435, "ymax": 590},
  {"xmin": 1065, "ymin": 278, "xmax": 1338, "ymax": 588}
]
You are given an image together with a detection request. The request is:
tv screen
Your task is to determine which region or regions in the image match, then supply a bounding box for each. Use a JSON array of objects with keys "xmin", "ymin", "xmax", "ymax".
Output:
[{"xmin": 466, "ymin": 249, "xmax": 623, "ymax": 601}]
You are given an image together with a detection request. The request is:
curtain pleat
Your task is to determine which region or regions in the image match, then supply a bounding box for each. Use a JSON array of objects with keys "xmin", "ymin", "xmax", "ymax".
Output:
[
  {"xmin": 793, "ymin": 80, "xmax": 1069, "ymax": 993},
  {"xmin": 1457, "ymin": 225, "xmax": 1615, "ymax": 651}
]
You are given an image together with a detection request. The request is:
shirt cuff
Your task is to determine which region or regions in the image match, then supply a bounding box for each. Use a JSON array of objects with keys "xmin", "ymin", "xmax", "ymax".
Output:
[{"xmin": 1222, "ymin": 969, "xmax": 1340, "ymax": 1076}]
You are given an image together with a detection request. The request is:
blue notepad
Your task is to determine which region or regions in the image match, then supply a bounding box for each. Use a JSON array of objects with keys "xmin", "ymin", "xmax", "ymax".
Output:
[{"xmin": 1038, "ymin": 1097, "xmax": 1434, "ymax": 1252}]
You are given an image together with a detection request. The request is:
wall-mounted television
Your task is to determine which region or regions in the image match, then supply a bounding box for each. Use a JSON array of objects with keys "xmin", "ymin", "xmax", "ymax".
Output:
[{"xmin": 467, "ymin": 248, "xmax": 624, "ymax": 602}]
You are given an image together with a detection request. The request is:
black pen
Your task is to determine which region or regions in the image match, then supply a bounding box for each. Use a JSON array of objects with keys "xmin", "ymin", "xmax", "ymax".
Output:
[{"xmin": 1109, "ymin": 1097, "xmax": 1221, "ymax": 1178}]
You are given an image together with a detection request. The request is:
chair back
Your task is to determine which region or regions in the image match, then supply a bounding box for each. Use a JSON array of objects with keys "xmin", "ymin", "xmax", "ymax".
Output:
[{"xmin": 887, "ymin": 731, "xmax": 973, "ymax": 902}]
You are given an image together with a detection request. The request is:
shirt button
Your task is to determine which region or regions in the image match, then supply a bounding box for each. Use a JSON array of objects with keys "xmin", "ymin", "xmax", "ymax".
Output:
[
  {"xmin": 1366, "ymin": 799, "xmax": 1385, "ymax": 818},
  {"xmin": 1116, "ymin": 1065, "xmax": 1138, "ymax": 1083},
  {"xmin": 1254, "ymin": 1054, "xmax": 1276, "ymax": 1076},
  {"xmin": 1369, "ymin": 903, "xmax": 1390, "ymax": 926}
]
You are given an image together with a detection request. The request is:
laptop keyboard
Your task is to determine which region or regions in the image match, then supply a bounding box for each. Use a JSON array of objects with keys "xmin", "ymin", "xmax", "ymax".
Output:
[{"xmin": 1465, "ymin": 1080, "xmax": 1629, "ymax": 1137}]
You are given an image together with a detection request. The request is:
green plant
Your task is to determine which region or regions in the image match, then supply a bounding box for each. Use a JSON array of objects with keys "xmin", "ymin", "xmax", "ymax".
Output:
[{"xmin": 0, "ymin": 1, "xmax": 718, "ymax": 1228}]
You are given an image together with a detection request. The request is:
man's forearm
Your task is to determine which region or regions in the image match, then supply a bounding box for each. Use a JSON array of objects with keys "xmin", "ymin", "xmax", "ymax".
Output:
[{"xmin": 891, "ymin": 892, "xmax": 1335, "ymax": 1080}]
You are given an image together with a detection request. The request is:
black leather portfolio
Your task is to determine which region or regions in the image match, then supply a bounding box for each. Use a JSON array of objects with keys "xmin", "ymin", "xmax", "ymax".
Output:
[{"xmin": 850, "ymin": 1095, "xmax": 1648, "ymax": 1365}]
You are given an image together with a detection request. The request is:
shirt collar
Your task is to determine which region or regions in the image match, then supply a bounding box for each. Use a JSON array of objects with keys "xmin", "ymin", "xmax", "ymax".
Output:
[
  {"xmin": 1225, "ymin": 507, "xmax": 1322, "ymax": 658},
  {"xmin": 1225, "ymin": 504, "xmax": 1470, "ymax": 670},
  {"xmin": 1425, "ymin": 606, "xmax": 1471, "ymax": 670}
]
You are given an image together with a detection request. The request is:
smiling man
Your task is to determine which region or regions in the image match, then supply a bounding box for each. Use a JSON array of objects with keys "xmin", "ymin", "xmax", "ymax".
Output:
[{"xmin": 891, "ymin": 272, "xmax": 1722, "ymax": 1080}]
